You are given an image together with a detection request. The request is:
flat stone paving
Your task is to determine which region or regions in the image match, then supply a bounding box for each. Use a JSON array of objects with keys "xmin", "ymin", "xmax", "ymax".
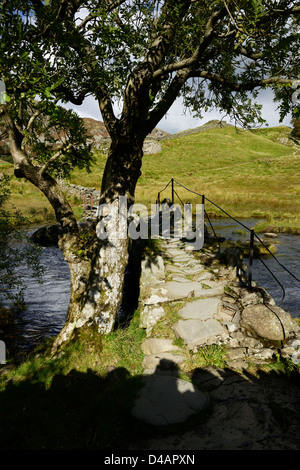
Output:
[
  {"xmin": 173, "ymin": 318, "xmax": 228, "ymax": 349},
  {"xmin": 131, "ymin": 237, "xmax": 300, "ymax": 450},
  {"xmin": 132, "ymin": 237, "xmax": 230, "ymax": 426},
  {"xmin": 131, "ymin": 375, "xmax": 209, "ymax": 426}
]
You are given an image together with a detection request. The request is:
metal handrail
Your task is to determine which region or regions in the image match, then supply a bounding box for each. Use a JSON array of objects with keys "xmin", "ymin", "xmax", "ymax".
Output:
[{"xmin": 156, "ymin": 178, "xmax": 300, "ymax": 305}]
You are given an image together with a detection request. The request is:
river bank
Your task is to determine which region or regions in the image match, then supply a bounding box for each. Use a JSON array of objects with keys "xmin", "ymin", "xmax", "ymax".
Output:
[
  {"xmin": 1, "ymin": 214, "xmax": 300, "ymax": 360},
  {"xmin": 1, "ymin": 229, "xmax": 300, "ymax": 450}
]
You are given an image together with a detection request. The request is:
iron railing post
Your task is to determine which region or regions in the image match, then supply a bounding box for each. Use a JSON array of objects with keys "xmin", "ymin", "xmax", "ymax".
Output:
[
  {"xmin": 156, "ymin": 192, "xmax": 160, "ymax": 213},
  {"xmin": 171, "ymin": 178, "xmax": 174, "ymax": 206},
  {"xmin": 248, "ymin": 229, "xmax": 254, "ymax": 287}
]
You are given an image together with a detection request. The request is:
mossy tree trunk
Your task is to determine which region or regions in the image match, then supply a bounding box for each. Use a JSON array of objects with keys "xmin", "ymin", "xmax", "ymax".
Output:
[
  {"xmin": 51, "ymin": 134, "xmax": 144, "ymax": 353},
  {"xmin": 2, "ymin": 106, "xmax": 145, "ymax": 354}
]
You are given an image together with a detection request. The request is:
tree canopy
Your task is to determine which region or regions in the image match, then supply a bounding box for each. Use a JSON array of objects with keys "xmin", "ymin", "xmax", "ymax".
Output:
[
  {"xmin": 2, "ymin": 2, "xmax": 300, "ymax": 118},
  {"xmin": 0, "ymin": 1, "xmax": 299, "ymax": 188}
]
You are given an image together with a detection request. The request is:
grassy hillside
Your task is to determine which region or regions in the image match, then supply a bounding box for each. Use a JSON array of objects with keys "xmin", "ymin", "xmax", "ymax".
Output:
[
  {"xmin": 71, "ymin": 125, "xmax": 300, "ymax": 231},
  {"xmin": 136, "ymin": 126, "xmax": 296, "ymax": 210},
  {"xmin": 1, "ymin": 125, "xmax": 300, "ymax": 231}
]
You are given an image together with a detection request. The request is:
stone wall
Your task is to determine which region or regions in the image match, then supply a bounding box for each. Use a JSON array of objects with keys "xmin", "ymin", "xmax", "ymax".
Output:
[{"xmin": 58, "ymin": 179, "xmax": 101, "ymax": 208}]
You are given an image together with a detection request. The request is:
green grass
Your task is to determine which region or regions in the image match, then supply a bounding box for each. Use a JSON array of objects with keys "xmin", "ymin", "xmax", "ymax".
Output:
[
  {"xmin": 71, "ymin": 125, "xmax": 300, "ymax": 232},
  {"xmin": 135, "ymin": 127, "xmax": 297, "ymax": 212}
]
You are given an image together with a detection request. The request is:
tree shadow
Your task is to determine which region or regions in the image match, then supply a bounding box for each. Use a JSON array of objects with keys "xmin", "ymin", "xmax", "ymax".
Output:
[{"xmin": 0, "ymin": 358, "xmax": 300, "ymax": 450}]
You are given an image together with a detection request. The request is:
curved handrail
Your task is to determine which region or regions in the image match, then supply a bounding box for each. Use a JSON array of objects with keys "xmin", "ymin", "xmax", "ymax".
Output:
[{"xmin": 156, "ymin": 178, "xmax": 300, "ymax": 305}]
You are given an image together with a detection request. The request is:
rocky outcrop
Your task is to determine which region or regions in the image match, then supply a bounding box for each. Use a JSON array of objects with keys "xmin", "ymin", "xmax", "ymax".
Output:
[
  {"xmin": 158, "ymin": 120, "xmax": 233, "ymax": 141},
  {"xmin": 30, "ymin": 224, "xmax": 62, "ymax": 246},
  {"xmin": 82, "ymin": 117, "xmax": 167, "ymax": 154}
]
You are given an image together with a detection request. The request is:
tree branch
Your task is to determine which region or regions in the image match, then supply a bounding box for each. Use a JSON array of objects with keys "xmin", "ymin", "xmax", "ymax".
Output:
[
  {"xmin": 26, "ymin": 109, "xmax": 42, "ymax": 131},
  {"xmin": 146, "ymin": 68, "xmax": 190, "ymax": 134},
  {"xmin": 77, "ymin": 0, "xmax": 128, "ymax": 30},
  {"xmin": 152, "ymin": 5, "xmax": 227, "ymax": 80},
  {"xmin": 39, "ymin": 143, "xmax": 73, "ymax": 176},
  {"xmin": 189, "ymin": 70, "xmax": 294, "ymax": 92},
  {"xmin": 236, "ymin": 46, "xmax": 264, "ymax": 61}
]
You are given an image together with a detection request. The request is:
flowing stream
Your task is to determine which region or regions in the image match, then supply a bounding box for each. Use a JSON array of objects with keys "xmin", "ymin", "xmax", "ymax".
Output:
[
  {"xmin": 3, "ymin": 218, "xmax": 300, "ymax": 355},
  {"xmin": 210, "ymin": 217, "xmax": 300, "ymax": 317}
]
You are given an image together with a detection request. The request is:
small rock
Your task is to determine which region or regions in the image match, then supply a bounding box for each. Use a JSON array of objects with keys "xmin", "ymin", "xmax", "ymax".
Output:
[
  {"xmin": 240, "ymin": 292, "xmax": 264, "ymax": 308},
  {"xmin": 140, "ymin": 305, "xmax": 165, "ymax": 336},
  {"xmin": 226, "ymin": 348, "xmax": 247, "ymax": 361},
  {"xmin": 263, "ymin": 233, "xmax": 278, "ymax": 238},
  {"xmin": 280, "ymin": 346, "xmax": 296, "ymax": 357},
  {"xmin": 248, "ymin": 348, "xmax": 274, "ymax": 360},
  {"xmin": 194, "ymin": 271, "xmax": 215, "ymax": 282},
  {"xmin": 141, "ymin": 338, "xmax": 178, "ymax": 355},
  {"xmin": 226, "ymin": 323, "xmax": 238, "ymax": 333}
]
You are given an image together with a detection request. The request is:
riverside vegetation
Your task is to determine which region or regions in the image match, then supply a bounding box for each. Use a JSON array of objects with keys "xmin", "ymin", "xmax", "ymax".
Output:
[
  {"xmin": 1, "ymin": 229, "xmax": 300, "ymax": 450},
  {"xmin": 0, "ymin": 123, "xmax": 300, "ymax": 449}
]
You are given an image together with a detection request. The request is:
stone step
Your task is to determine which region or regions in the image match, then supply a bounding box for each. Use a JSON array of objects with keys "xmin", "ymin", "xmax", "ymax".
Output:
[
  {"xmin": 142, "ymin": 352, "xmax": 186, "ymax": 370},
  {"xmin": 173, "ymin": 318, "xmax": 228, "ymax": 350},
  {"xmin": 131, "ymin": 375, "xmax": 210, "ymax": 426},
  {"xmin": 178, "ymin": 297, "xmax": 222, "ymax": 321},
  {"xmin": 141, "ymin": 338, "xmax": 179, "ymax": 355}
]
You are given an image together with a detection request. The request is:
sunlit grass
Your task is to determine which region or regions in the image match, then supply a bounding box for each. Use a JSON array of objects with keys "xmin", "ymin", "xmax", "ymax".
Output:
[{"xmin": 1, "ymin": 125, "xmax": 299, "ymax": 230}]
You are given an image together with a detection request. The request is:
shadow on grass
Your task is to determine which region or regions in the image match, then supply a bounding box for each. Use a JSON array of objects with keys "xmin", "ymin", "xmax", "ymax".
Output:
[{"xmin": 0, "ymin": 365, "xmax": 145, "ymax": 450}]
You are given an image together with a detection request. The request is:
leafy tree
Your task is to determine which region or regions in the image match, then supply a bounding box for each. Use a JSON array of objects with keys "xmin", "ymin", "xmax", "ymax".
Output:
[{"xmin": 0, "ymin": 0, "xmax": 299, "ymax": 353}]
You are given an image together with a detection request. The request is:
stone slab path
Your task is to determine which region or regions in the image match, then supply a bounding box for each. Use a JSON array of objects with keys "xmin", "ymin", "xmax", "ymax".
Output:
[
  {"xmin": 131, "ymin": 236, "xmax": 300, "ymax": 450},
  {"xmin": 133, "ymin": 237, "xmax": 230, "ymax": 426}
]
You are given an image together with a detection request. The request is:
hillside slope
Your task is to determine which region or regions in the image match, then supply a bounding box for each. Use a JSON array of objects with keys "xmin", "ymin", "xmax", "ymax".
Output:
[{"xmin": 1, "ymin": 120, "xmax": 299, "ymax": 230}]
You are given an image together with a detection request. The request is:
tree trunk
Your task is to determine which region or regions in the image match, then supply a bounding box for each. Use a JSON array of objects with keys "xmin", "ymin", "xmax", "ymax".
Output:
[
  {"xmin": 50, "ymin": 137, "xmax": 143, "ymax": 354},
  {"xmin": 3, "ymin": 104, "xmax": 145, "ymax": 355}
]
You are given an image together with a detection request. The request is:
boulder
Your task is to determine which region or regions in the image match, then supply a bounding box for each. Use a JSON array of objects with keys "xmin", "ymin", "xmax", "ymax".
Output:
[
  {"xmin": 30, "ymin": 224, "xmax": 62, "ymax": 246},
  {"xmin": 240, "ymin": 303, "xmax": 299, "ymax": 342},
  {"xmin": 143, "ymin": 140, "xmax": 162, "ymax": 155}
]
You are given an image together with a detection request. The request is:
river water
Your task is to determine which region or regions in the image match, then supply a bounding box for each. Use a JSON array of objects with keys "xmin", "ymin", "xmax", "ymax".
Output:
[
  {"xmin": 210, "ymin": 217, "xmax": 300, "ymax": 317},
  {"xmin": 3, "ymin": 218, "xmax": 300, "ymax": 354}
]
